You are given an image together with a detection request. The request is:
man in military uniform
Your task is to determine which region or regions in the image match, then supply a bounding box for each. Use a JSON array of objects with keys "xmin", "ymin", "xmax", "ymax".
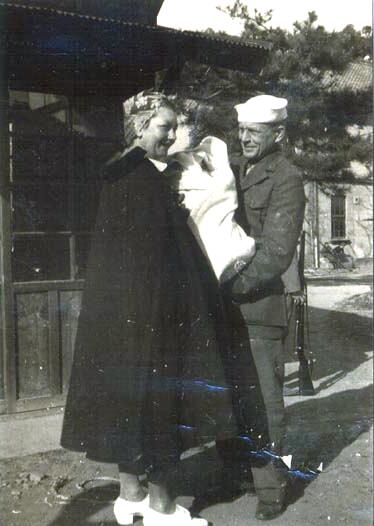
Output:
[{"xmin": 223, "ymin": 95, "xmax": 306, "ymax": 520}]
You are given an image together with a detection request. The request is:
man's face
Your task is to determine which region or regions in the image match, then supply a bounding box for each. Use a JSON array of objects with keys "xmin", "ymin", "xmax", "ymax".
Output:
[
  {"xmin": 238, "ymin": 122, "xmax": 279, "ymax": 162},
  {"xmin": 138, "ymin": 107, "xmax": 177, "ymax": 161}
]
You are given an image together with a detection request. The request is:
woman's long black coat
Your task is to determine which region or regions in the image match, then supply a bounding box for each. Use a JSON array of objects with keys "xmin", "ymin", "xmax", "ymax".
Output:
[{"xmin": 61, "ymin": 148, "xmax": 242, "ymax": 470}]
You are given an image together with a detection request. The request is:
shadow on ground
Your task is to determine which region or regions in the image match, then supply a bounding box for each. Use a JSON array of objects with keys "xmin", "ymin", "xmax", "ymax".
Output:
[
  {"xmin": 49, "ymin": 307, "xmax": 372, "ymax": 524},
  {"xmin": 286, "ymin": 384, "xmax": 372, "ymax": 466},
  {"xmin": 48, "ymin": 380, "xmax": 372, "ymax": 525},
  {"xmin": 285, "ymin": 306, "xmax": 372, "ymax": 394},
  {"xmin": 48, "ymin": 483, "xmax": 119, "ymax": 526}
]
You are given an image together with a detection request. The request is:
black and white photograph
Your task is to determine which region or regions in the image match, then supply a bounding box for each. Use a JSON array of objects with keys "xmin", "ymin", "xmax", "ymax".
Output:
[{"xmin": 0, "ymin": 1, "xmax": 372, "ymax": 525}]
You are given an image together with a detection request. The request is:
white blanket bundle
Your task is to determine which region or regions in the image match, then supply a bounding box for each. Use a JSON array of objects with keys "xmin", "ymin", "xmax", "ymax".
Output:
[{"xmin": 168, "ymin": 136, "xmax": 255, "ymax": 281}]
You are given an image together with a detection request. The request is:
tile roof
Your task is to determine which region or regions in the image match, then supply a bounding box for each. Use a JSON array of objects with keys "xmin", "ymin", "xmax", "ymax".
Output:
[
  {"xmin": 0, "ymin": 1, "xmax": 270, "ymax": 94},
  {"xmin": 324, "ymin": 61, "xmax": 372, "ymax": 92},
  {"xmin": 1, "ymin": 0, "xmax": 165, "ymax": 24},
  {"xmin": 0, "ymin": 1, "xmax": 271, "ymax": 51}
]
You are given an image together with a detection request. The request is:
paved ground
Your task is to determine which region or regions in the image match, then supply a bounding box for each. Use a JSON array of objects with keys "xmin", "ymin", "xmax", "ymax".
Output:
[{"xmin": 0, "ymin": 281, "xmax": 372, "ymax": 526}]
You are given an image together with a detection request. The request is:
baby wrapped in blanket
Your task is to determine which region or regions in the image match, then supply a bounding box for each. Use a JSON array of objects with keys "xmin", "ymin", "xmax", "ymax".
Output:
[{"xmin": 167, "ymin": 136, "xmax": 256, "ymax": 282}]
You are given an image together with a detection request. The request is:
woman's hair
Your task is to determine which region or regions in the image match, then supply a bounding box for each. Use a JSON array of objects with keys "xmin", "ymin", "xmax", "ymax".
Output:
[{"xmin": 123, "ymin": 90, "xmax": 176, "ymax": 147}]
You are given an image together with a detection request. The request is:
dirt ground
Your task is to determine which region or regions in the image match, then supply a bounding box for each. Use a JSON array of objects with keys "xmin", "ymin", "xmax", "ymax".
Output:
[{"xmin": 0, "ymin": 280, "xmax": 372, "ymax": 526}]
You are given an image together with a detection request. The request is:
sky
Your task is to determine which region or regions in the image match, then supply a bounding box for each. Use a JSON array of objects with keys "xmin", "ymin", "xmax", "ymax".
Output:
[{"xmin": 158, "ymin": 0, "xmax": 372, "ymax": 34}]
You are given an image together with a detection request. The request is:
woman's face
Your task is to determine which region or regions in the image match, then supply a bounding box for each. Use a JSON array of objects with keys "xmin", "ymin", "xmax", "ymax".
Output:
[{"xmin": 138, "ymin": 107, "xmax": 178, "ymax": 161}]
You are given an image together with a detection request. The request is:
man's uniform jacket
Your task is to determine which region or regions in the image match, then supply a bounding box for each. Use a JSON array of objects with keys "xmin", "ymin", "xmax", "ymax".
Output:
[{"xmin": 228, "ymin": 150, "xmax": 306, "ymax": 336}]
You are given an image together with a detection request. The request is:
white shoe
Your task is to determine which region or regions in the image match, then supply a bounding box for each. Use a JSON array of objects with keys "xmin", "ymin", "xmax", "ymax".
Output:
[
  {"xmin": 143, "ymin": 504, "xmax": 208, "ymax": 526},
  {"xmin": 113, "ymin": 494, "xmax": 150, "ymax": 525}
]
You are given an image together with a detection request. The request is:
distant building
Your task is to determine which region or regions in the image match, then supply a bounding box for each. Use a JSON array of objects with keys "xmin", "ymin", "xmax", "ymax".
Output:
[
  {"xmin": 303, "ymin": 60, "xmax": 372, "ymax": 268},
  {"xmin": 304, "ymin": 177, "xmax": 372, "ymax": 268}
]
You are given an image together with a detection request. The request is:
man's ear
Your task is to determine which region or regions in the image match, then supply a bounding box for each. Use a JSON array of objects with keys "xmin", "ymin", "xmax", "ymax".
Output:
[{"xmin": 274, "ymin": 124, "xmax": 286, "ymax": 144}]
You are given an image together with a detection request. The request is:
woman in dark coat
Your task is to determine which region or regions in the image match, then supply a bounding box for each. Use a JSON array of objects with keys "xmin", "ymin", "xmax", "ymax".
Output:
[{"xmin": 61, "ymin": 91, "xmax": 238, "ymax": 526}]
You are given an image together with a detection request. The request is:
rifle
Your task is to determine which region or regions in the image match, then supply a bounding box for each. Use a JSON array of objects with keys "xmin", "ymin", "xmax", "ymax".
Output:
[{"xmin": 295, "ymin": 231, "xmax": 315, "ymax": 396}]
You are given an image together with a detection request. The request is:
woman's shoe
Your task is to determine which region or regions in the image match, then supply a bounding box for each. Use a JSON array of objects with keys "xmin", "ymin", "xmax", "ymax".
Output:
[
  {"xmin": 143, "ymin": 504, "xmax": 208, "ymax": 526},
  {"xmin": 113, "ymin": 494, "xmax": 150, "ymax": 525}
]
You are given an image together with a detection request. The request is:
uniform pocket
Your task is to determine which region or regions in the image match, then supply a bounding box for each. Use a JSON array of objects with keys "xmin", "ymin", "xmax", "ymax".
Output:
[{"xmin": 247, "ymin": 193, "xmax": 269, "ymax": 209}]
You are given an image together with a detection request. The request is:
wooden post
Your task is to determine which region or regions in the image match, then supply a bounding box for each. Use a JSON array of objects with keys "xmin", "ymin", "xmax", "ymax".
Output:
[
  {"xmin": 314, "ymin": 180, "xmax": 320, "ymax": 268},
  {"xmin": 0, "ymin": 57, "xmax": 17, "ymax": 413}
]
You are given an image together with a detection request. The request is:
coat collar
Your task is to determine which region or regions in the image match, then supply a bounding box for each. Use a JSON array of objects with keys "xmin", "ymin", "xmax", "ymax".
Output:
[
  {"xmin": 239, "ymin": 150, "xmax": 283, "ymax": 190},
  {"xmin": 103, "ymin": 147, "xmax": 147, "ymax": 182}
]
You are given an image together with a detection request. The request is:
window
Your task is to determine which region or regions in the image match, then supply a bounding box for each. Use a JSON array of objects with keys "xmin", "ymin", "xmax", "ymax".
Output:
[
  {"xmin": 9, "ymin": 91, "xmax": 123, "ymax": 282},
  {"xmin": 331, "ymin": 192, "xmax": 346, "ymax": 239}
]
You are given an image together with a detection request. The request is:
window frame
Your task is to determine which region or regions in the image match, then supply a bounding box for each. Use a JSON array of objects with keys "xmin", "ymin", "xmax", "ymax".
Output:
[
  {"xmin": 331, "ymin": 192, "xmax": 347, "ymax": 240},
  {"xmin": 9, "ymin": 90, "xmax": 122, "ymax": 284}
]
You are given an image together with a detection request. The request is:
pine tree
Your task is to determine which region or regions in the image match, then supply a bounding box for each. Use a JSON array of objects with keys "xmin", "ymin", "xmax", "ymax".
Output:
[{"xmin": 174, "ymin": 4, "xmax": 372, "ymax": 183}]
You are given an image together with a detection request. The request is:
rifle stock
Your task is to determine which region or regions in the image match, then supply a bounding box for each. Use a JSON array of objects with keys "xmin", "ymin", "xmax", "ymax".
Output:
[
  {"xmin": 295, "ymin": 301, "xmax": 315, "ymax": 396},
  {"xmin": 296, "ymin": 231, "xmax": 315, "ymax": 396}
]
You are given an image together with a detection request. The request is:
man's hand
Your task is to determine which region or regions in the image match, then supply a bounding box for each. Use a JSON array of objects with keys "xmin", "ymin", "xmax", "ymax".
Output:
[{"xmin": 289, "ymin": 290, "xmax": 306, "ymax": 305}]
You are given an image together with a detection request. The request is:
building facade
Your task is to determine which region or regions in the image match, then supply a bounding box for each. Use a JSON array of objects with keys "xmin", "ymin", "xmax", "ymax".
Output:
[{"xmin": 303, "ymin": 179, "xmax": 373, "ymax": 268}]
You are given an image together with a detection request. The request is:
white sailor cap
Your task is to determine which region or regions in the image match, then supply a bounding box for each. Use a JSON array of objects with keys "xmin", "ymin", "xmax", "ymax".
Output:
[{"xmin": 235, "ymin": 95, "xmax": 288, "ymax": 123}]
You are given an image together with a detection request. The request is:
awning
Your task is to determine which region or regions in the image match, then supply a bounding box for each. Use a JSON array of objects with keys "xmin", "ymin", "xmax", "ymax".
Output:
[{"xmin": 0, "ymin": 3, "xmax": 270, "ymax": 96}]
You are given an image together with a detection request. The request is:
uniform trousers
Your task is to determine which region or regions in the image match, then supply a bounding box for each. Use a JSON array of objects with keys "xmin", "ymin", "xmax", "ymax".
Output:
[
  {"xmin": 217, "ymin": 326, "xmax": 287, "ymax": 505},
  {"xmin": 249, "ymin": 337, "xmax": 286, "ymax": 454},
  {"xmin": 249, "ymin": 335, "xmax": 287, "ymax": 505}
]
